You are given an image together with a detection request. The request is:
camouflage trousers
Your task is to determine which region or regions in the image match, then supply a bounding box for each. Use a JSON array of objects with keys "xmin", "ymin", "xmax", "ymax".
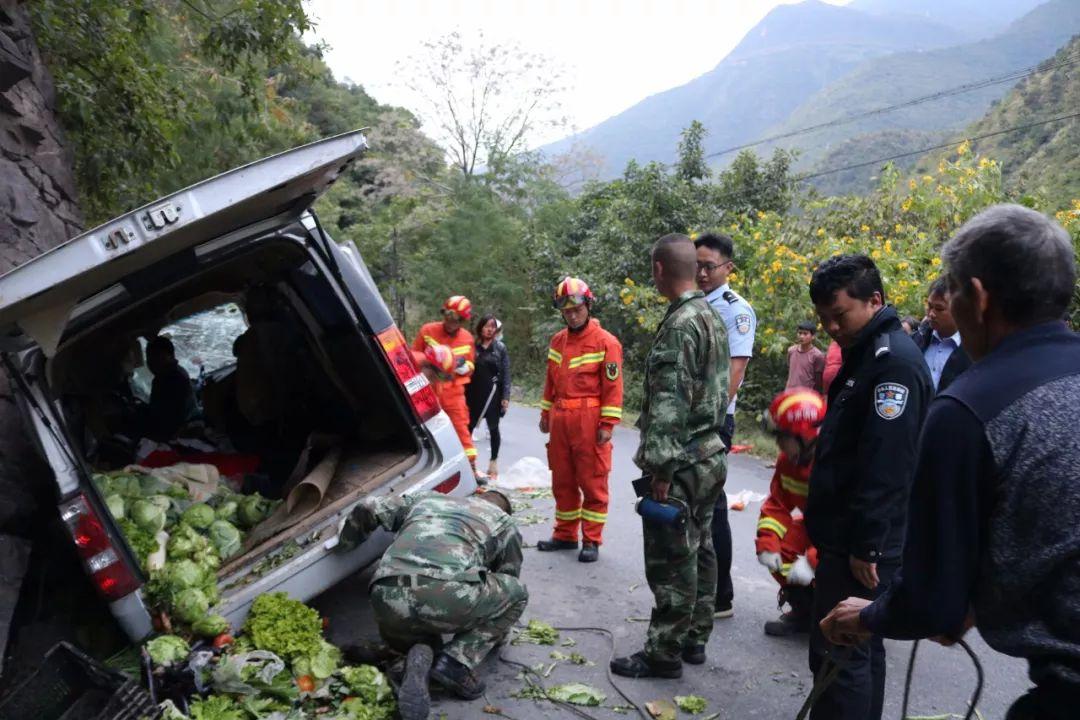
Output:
[
  {"xmin": 370, "ymin": 572, "xmax": 528, "ymax": 669},
  {"xmin": 643, "ymin": 458, "xmax": 726, "ymax": 663}
]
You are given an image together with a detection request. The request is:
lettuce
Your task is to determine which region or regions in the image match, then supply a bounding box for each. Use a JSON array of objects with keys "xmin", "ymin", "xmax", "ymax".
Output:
[
  {"xmin": 182, "ymin": 503, "xmax": 216, "ymax": 530},
  {"xmin": 244, "ymin": 592, "xmax": 323, "ymax": 662},
  {"xmin": 174, "ymin": 587, "xmax": 210, "ymax": 624},
  {"xmin": 208, "ymin": 520, "xmax": 242, "ymax": 559},
  {"xmin": 339, "ymin": 665, "xmax": 393, "ymax": 705},
  {"xmin": 192, "ymin": 614, "xmax": 230, "ymax": 638},
  {"xmin": 130, "ymin": 499, "xmax": 167, "ymax": 533},
  {"xmin": 188, "ymin": 695, "xmax": 244, "ymax": 720},
  {"xmin": 145, "ymin": 635, "xmax": 190, "ymax": 666}
]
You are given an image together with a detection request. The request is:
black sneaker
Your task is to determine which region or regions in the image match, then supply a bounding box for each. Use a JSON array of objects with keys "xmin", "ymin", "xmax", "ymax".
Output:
[
  {"xmin": 610, "ymin": 651, "xmax": 683, "ymax": 679},
  {"xmin": 398, "ymin": 644, "xmax": 434, "ymax": 720},
  {"xmin": 536, "ymin": 538, "xmax": 579, "ymax": 552},
  {"xmin": 764, "ymin": 610, "xmax": 811, "ymax": 637},
  {"xmin": 430, "ymin": 652, "xmax": 486, "ymax": 700},
  {"xmin": 681, "ymin": 644, "xmax": 706, "ymax": 665},
  {"xmin": 578, "ymin": 542, "xmax": 599, "ymax": 563}
]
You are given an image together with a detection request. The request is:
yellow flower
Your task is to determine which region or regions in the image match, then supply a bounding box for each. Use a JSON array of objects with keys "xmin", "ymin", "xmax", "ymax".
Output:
[
  {"xmin": 884, "ymin": 240, "xmax": 893, "ymax": 254},
  {"xmin": 901, "ymin": 199, "xmax": 912, "ymax": 213},
  {"xmin": 871, "ymin": 249, "xmax": 882, "ymax": 260},
  {"xmin": 757, "ymin": 210, "xmax": 767, "ymax": 220},
  {"xmin": 764, "ymin": 328, "xmax": 774, "ymax": 336},
  {"xmin": 770, "ymin": 260, "xmax": 783, "ymax": 272},
  {"xmin": 908, "ymin": 179, "xmax": 917, "ymax": 191},
  {"xmin": 636, "ymin": 315, "xmax": 646, "ymax": 326},
  {"xmin": 894, "ymin": 224, "xmax": 903, "ymax": 234},
  {"xmin": 622, "ymin": 294, "xmax": 634, "ymax": 305},
  {"xmin": 931, "ymin": 257, "xmax": 942, "ymax": 267},
  {"xmin": 898, "ymin": 262, "xmax": 909, "ymax": 270},
  {"xmin": 922, "ymin": 175, "xmax": 934, "ymax": 184},
  {"xmin": 816, "ymin": 228, "xmax": 825, "ymax": 237},
  {"xmin": 625, "ymin": 277, "xmax": 636, "ymax": 287},
  {"xmin": 860, "ymin": 224, "xmax": 870, "ymax": 233},
  {"xmin": 956, "ymin": 140, "xmax": 970, "ymax": 156},
  {"xmin": 979, "ymin": 157, "xmax": 992, "ymax": 169},
  {"xmin": 753, "ymin": 231, "xmax": 762, "ymax": 241}
]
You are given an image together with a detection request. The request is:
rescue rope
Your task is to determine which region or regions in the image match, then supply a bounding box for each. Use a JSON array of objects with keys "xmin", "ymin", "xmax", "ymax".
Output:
[{"xmin": 901, "ymin": 639, "xmax": 984, "ymax": 720}]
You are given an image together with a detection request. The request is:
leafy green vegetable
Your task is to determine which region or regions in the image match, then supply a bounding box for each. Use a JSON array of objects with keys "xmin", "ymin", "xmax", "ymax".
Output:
[
  {"xmin": 237, "ymin": 494, "xmax": 279, "ymax": 529},
  {"xmin": 240, "ymin": 696, "xmax": 290, "ymax": 718},
  {"xmin": 208, "ymin": 520, "xmax": 242, "ymax": 559},
  {"xmin": 159, "ymin": 700, "xmax": 187, "ymax": 720},
  {"xmin": 548, "ymin": 683, "xmax": 606, "ymax": 706},
  {"xmin": 215, "ymin": 499, "xmax": 239, "ymax": 524},
  {"xmin": 339, "ymin": 665, "xmax": 394, "ymax": 705},
  {"xmin": 192, "ymin": 614, "xmax": 230, "ymax": 638},
  {"xmin": 174, "ymin": 587, "xmax": 210, "ymax": 623},
  {"xmin": 146, "ymin": 635, "xmax": 190, "ymax": 666},
  {"xmin": 167, "ymin": 524, "xmax": 211, "ymax": 559},
  {"xmin": 183, "ymin": 503, "xmax": 216, "ymax": 530},
  {"xmin": 514, "ymin": 619, "xmax": 559, "ymax": 645},
  {"xmin": 131, "ymin": 499, "xmax": 167, "ymax": 533},
  {"xmin": 337, "ymin": 697, "xmax": 395, "ymax": 720},
  {"xmin": 244, "ymin": 592, "xmax": 323, "ymax": 662},
  {"xmin": 105, "ymin": 494, "xmax": 125, "ymax": 519},
  {"xmin": 674, "ymin": 695, "xmax": 708, "ymax": 714},
  {"xmin": 189, "ymin": 694, "xmax": 245, "ymax": 720},
  {"xmin": 116, "ymin": 518, "xmax": 158, "ymax": 567},
  {"xmin": 306, "ymin": 639, "xmax": 342, "ymax": 679}
]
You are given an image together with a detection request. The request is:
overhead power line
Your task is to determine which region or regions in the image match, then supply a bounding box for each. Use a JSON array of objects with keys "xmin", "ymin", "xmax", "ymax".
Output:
[{"xmin": 704, "ymin": 51, "xmax": 1080, "ymax": 160}]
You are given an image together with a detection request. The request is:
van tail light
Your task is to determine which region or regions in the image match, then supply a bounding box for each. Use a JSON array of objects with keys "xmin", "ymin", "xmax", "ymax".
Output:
[
  {"xmin": 433, "ymin": 472, "xmax": 461, "ymax": 494},
  {"xmin": 60, "ymin": 494, "xmax": 140, "ymax": 601},
  {"xmin": 376, "ymin": 325, "xmax": 441, "ymax": 423}
]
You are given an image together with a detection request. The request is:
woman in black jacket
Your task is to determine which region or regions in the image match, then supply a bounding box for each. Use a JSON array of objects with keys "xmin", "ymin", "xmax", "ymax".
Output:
[{"xmin": 466, "ymin": 315, "xmax": 511, "ymax": 479}]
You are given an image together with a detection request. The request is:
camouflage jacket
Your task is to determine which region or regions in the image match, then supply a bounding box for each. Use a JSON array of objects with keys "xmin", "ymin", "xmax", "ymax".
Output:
[
  {"xmin": 351, "ymin": 492, "xmax": 523, "ymax": 584},
  {"xmin": 634, "ymin": 290, "xmax": 730, "ymax": 482}
]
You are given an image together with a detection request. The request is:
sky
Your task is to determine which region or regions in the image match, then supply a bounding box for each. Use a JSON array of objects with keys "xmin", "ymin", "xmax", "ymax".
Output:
[{"xmin": 304, "ymin": 0, "xmax": 850, "ymax": 146}]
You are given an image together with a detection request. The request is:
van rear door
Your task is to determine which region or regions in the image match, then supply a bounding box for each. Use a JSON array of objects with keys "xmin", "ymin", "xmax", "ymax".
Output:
[{"xmin": 0, "ymin": 130, "xmax": 368, "ymax": 356}]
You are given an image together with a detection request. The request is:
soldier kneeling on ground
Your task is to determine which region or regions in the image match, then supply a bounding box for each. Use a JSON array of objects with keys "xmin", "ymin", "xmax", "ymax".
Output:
[{"xmin": 335, "ymin": 489, "xmax": 526, "ymax": 720}]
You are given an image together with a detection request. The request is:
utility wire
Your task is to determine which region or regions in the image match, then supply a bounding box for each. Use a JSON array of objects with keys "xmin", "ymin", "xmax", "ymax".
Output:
[{"xmin": 704, "ymin": 51, "xmax": 1080, "ymax": 159}]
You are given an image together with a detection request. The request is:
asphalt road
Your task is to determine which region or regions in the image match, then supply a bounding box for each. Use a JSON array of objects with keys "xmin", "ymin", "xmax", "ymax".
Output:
[{"xmin": 314, "ymin": 406, "xmax": 1029, "ymax": 719}]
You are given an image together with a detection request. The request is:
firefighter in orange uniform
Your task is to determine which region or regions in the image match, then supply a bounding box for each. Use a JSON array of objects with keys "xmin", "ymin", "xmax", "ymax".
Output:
[
  {"xmin": 413, "ymin": 297, "xmax": 480, "ymax": 476},
  {"xmin": 756, "ymin": 388, "xmax": 826, "ymax": 637},
  {"xmin": 537, "ymin": 277, "xmax": 623, "ymax": 563}
]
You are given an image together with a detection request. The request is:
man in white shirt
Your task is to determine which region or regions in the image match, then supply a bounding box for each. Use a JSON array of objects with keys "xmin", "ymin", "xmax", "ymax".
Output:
[
  {"xmin": 695, "ymin": 232, "xmax": 756, "ymax": 619},
  {"xmin": 913, "ymin": 277, "xmax": 971, "ymax": 394}
]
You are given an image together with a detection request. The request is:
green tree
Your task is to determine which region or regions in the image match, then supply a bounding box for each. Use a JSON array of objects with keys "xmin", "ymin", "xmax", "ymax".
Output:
[
  {"xmin": 716, "ymin": 148, "xmax": 798, "ymax": 216},
  {"xmin": 676, "ymin": 120, "xmax": 709, "ymax": 182}
]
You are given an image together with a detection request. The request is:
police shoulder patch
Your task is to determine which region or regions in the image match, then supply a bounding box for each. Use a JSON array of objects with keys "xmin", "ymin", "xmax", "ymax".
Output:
[
  {"xmin": 874, "ymin": 383, "xmax": 909, "ymax": 420},
  {"xmin": 735, "ymin": 313, "xmax": 752, "ymax": 335},
  {"xmin": 605, "ymin": 362, "xmax": 620, "ymax": 381}
]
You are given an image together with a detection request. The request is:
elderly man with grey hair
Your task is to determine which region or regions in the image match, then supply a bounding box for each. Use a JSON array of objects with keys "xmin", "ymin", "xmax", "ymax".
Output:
[{"xmin": 820, "ymin": 204, "xmax": 1080, "ymax": 719}]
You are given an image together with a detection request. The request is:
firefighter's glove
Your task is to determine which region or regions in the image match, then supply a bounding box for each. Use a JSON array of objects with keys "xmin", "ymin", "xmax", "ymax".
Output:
[
  {"xmin": 788, "ymin": 554, "xmax": 815, "ymax": 586},
  {"xmin": 453, "ymin": 358, "xmax": 471, "ymax": 376},
  {"xmin": 757, "ymin": 551, "xmax": 782, "ymax": 573}
]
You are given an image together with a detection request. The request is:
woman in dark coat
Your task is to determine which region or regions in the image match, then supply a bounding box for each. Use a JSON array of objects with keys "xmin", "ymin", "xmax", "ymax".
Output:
[{"xmin": 466, "ymin": 315, "xmax": 511, "ymax": 479}]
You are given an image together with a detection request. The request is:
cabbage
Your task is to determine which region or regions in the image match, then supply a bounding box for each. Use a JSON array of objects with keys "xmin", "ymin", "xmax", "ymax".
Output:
[
  {"xmin": 307, "ymin": 639, "xmax": 341, "ymax": 680},
  {"xmin": 146, "ymin": 634, "xmax": 190, "ymax": 665},
  {"xmin": 130, "ymin": 499, "xmax": 167, "ymax": 533},
  {"xmin": 182, "ymin": 503, "xmax": 216, "ymax": 530},
  {"xmin": 208, "ymin": 520, "xmax": 242, "ymax": 560},
  {"xmin": 110, "ymin": 474, "xmax": 144, "ymax": 497},
  {"xmin": 174, "ymin": 587, "xmax": 210, "ymax": 623},
  {"xmin": 167, "ymin": 524, "xmax": 210, "ymax": 559},
  {"xmin": 215, "ymin": 499, "xmax": 239, "ymax": 524},
  {"xmin": 238, "ymin": 494, "xmax": 275, "ymax": 529},
  {"xmin": 105, "ymin": 494, "xmax": 125, "ymax": 519},
  {"xmin": 339, "ymin": 665, "xmax": 393, "ymax": 705},
  {"xmin": 167, "ymin": 559, "xmax": 206, "ymax": 590},
  {"xmin": 192, "ymin": 614, "xmax": 230, "ymax": 638}
]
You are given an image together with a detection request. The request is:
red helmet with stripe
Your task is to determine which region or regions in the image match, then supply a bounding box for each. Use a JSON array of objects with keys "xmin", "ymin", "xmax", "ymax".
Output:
[
  {"xmin": 422, "ymin": 343, "xmax": 455, "ymax": 378},
  {"xmin": 553, "ymin": 277, "xmax": 594, "ymax": 310},
  {"xmin": 443, "ymin": 295, "xmax": 472, "ymax": 320},
  {"xmin": 767, "ymin": 389, "xmax": 826, "ymax": 443}
]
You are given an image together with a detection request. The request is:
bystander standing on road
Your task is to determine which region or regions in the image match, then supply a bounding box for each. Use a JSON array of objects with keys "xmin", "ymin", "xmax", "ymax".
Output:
[
  {"xmin": 786, "ymin": 321, "xmax": 826, "ymax": 393},
  {"xmin": 694, "ymin": 232, "xmax": 754, "ymax": 619},
  {"xmin": 612, "ymin": 233, "xmax": 729, "ymax": 679},
  {"xmin": 805, "ymin": 254, "xmax": 932, "ymax": 720},
  {"xmin": 467, "ymin": 314, "xmax": 511, "ymax": 480},
  {"xmin": 912, "ymin": 277, "xmax": 971, "ymax": 394},
  {"xmin": 821, "ymin": 205, "xmax": 1080, "ymax": 720}
]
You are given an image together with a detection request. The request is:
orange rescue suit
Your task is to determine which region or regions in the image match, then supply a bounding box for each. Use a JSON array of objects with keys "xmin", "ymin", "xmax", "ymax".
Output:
[
  {"xmin": 413, "ymin": 322, "xmax": 477, "ymax": 461},
  {"xmin": 540, "ymin": 318, "xmax": 623, "ymax": 545},
  {"xmin": 756, "ymin": 451, "xmax": 818, "ymax": 586}
]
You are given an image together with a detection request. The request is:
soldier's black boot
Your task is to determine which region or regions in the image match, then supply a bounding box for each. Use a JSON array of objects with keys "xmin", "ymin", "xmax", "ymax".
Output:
[
  {"xmin": 681, "ymin": 644, "xmax": 706, "ymax": 665},
  {"xmin": 578, "ymin": 542, "xmax": 599, "ymax": 562},
  {"xmin": 610, "ymin": 651, "xmax": 683, "ymax": 679},
  {"xmin": 764, "ymin": 586, "xmax": 812, "ymax": 637},
  {"xmin": 430, "ymin": 652, "xmax": 486, "ymax": 700},
  {"xmin": 537, "ymin": 538, "xmax": 578, "ymax": 552},
  {"xmin": 398, "ymin": 644, "xmax": 434, "ymax": 720}
]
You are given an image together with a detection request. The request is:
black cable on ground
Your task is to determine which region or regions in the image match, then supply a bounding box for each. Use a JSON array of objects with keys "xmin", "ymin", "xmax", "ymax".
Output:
[
  {"xmin": 495, "ymin": 624, "xmax": 652, "ymax": 720},
  {"xmin": 902, "ymin": 639, "xmax": 985, "ymax": 720}
]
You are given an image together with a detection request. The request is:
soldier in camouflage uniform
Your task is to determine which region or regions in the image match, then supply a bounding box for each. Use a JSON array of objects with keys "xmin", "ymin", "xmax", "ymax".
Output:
[
  {"xmin": 611, "ymin": 233, "xmax": 730, "ymax": 680},
  {"xmin": 337, "ymin": 489, "xmax": 525, "ymax": 718}
]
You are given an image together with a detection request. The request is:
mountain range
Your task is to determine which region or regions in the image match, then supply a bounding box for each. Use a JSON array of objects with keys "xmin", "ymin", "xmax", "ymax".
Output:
[{"xmin": 541, "ymin": 0, "xmax": 1078, "ymax": 192}]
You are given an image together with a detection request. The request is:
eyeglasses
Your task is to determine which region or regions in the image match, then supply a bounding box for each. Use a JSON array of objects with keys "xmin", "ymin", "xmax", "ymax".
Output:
[
  {"xmin": 554, "ymin": 294, "xmax": 589, "ymax": 310},
  {"xmin": 697, "ymin": 261, "xmax": 733, "ymax": 273}
]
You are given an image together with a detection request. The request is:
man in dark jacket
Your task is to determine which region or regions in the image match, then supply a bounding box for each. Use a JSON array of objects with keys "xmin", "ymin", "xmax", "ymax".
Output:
[
  {"xmin": 912, "ymin": 277, "xmax": 971, "ymax": 393},
  {"xmin": 805, "ymin": 254, "xmax": 933, "ymax": 720},
  {"xmin": 821, "ymin": 205, "xmax": 1080, "ymax": 720}
]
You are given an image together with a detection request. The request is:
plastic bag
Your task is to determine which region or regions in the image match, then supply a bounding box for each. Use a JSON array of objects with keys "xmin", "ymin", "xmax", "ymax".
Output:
[
  {"xmin": 211, "ymin": 650, "xmax": 287, "ymax": 695},
  {"xmin": 727, "ymin": 489, "xmax": 767, "ymax": 511},
  {"xmin": 494, "ymin": 457, "xmax": 551, "ymax": 490}
]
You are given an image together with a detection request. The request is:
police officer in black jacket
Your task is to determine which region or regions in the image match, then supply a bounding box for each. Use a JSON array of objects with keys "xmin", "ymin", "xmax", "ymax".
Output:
[{"xmin": 805, "ymin": 254, "xmax": 932, "ymax": 720}]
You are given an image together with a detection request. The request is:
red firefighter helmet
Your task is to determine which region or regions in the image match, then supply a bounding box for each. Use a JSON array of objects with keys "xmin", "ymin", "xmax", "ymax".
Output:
[
  {"xmin": 443, "ymin": 295, "xmax": 472, "ymax": 320},
  {"xmin": 767, "ymin": 389, "xmax": 826, "ymax": 443},
  {"xmin": 423, "ymin": 343, "xmax": 455, "ymax": 378},
  {"xmin": 553, "ymin": 276, "xmax": 594, "ymax": 310}
]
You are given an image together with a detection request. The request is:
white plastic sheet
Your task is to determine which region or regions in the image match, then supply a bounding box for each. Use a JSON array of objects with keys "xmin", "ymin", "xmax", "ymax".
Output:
[
  {"xmin": 494, "ymin": 456, "xmax": 551, "ymax": 490},
  {"xmin": 727, "ymin": 488, "xmax": 767, "ymax": 510}
]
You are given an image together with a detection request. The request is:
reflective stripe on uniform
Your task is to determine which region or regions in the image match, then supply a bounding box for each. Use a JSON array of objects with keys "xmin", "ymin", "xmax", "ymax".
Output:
[
  {"xmin": 540, "ymin": 399, "xmax": 553, "ymax": 411},
  {"xmin": 464, "ymin": 361, "xmax": 475, "ymax": 371},
  {"xmin": 451, "ymin": 345, "xmax": 471, "ymax": 355},
  {"xmin": 780, "ymin": 562, "xmax": 793, "ymax": 576},
  {"xmin": 780, "ymin": 475, "xmax": 809, "ymax": 497},
  {"xmin": 423, "ymin": 336, "xmax": 439, "ymax": 347},
  {"xmin": 580, "ymin": 509, "xmax": 607, "ymax": 524},
  {"xmin": 567, "ymin": 351, "xmax": 606, "ymax": 369},
  {"xmin": 465, "ymin": 447, "xmax": 478, "ymax": 458},
  {"xmin": 555, "ymin": 508, "xmax": 582, "ymax": 521},
  {"xmin": 600, "ymin": 406, "xmax": 622, "ymax": 419},
  {"xmin": 548, "ymin": 348, "xmax": 563, "ymax": 364},
  {"xmin": 757, "ymin": 516, "xmax": 787, "ymax": 538}
]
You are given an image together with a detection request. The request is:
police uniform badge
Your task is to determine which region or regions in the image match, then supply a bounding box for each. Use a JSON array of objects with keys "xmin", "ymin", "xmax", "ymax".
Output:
[
  {"xmin": 735, "ymin": 314, "xmax": 752, "ymax": 335},
  {"xmin": 605, "ymin": 362, "xmax": 620, "ymax": 381},
  {"xmin": 874, "ymin": 383, "xmax": 909, "ymax": 420}
]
